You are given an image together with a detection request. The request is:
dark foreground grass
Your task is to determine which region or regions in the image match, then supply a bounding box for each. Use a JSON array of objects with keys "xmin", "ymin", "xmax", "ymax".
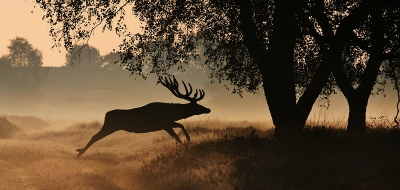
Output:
[{"xmin": 139, "ymin": 126, "xmax": 400, "ymax": 190}]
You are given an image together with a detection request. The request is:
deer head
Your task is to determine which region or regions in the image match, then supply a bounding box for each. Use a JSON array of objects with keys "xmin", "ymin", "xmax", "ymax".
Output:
[{"xmin": 160, "ymin": 75, "xmax": 210, "ymax": 115}]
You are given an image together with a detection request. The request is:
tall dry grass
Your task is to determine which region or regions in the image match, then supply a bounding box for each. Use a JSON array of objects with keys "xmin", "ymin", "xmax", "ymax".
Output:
[{"xmin": 1, "ymin": 118, "xmax": 400, "ymax": 189}]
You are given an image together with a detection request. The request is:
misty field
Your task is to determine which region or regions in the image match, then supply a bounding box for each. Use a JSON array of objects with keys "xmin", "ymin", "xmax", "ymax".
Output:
[{"xmin": 1, "ymin": 118, "xmax": 400, "ymax": 190}]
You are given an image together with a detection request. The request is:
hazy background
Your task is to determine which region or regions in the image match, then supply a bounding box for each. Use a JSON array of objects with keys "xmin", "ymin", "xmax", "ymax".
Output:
[
  {"xmin": 0, "ymin": 65, "xmax": 398, "ymax": 124},
  {"xmin": 0, "ymin": 1, "xmax": 140, "ymax": 67},
  {"xmin": 0, "ymin": 1, "xmax": 399, "ymax": 125}
]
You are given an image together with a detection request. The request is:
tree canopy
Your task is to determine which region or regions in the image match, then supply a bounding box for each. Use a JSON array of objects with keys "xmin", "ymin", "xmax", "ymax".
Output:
[{"xmin": 35, "ymin": 0, "xmax": 400, "ymax": 135}]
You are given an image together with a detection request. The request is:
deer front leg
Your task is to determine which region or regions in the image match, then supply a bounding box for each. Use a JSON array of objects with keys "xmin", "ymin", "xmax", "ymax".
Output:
[{"xmin": 164, "ymin": 128, "xmax": 183, "ymax": 144}]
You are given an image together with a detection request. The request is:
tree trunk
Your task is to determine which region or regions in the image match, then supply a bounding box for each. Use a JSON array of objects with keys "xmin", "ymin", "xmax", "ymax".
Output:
[
  {"xmin": 347, "ymin": 97, "xmax": 368, "ymax": 133},
  {"xmin": 263, "ymin": 0, "xmax": 299, "ymax": 133},
  {"xmin": 346, "ymin": 58, "xmax": 382, "ymax": 134},
  {"xmin": 293, "ymin": 46, "xmax": 333, "ymax": 129},
  {"xmin": 331, "ymin": 46, "xmax": 382, "ymax": 134},
  {"xmin": 238, "ymin": 0, "xmax": 299, "ymax": 136},
  {"xmin": 238, "ymin": 0, "xmax": 337, "ymax": 138}
]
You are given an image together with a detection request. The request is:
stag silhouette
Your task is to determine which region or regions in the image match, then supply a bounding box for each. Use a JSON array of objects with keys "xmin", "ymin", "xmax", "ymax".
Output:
[{"xmin": 76, "ymin": 76, "xmax": 211, "ymax": 157}]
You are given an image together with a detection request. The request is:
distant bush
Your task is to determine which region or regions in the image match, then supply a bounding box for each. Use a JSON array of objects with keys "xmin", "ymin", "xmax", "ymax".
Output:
[
  {"xmin": 3, "ymin": 115, "xmax": 50, "ymax": 132},
  {"xmin": 0, "ymin": 117, "xmax": 20, "ymax": 138}
]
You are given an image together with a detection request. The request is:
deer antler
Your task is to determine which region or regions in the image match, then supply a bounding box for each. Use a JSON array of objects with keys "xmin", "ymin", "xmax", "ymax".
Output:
[{"xmin": 160, "ymin": 75, "xmax": 205, "ymax": 103}]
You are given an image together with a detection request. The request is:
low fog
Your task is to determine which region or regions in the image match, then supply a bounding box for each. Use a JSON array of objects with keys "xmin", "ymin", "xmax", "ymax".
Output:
[
  {"xmin": 0, "ymin": 66, "xmax": 399, "ymax": 127},
  {"xmin": 0, "ymin": 67, "xmax": 268, "ymax": 120}
]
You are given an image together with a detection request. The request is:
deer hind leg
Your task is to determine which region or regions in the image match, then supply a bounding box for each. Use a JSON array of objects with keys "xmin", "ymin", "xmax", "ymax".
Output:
[
  {"xmin": 76, "ymin": 129, "xmax": 114, "ymax": 157},
  {"xmin": 173, "ymin": 122, "xmax": 190, "ymax": 142},
  {"xmin": 164, "ymin": 127, "xmax": 183, "ymax": 144}
]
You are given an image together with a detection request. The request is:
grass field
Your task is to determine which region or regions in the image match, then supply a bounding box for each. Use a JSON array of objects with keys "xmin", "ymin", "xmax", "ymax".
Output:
[{"xmin": 1, "ymin": 118, "xmax": 400, "ymax": 190}]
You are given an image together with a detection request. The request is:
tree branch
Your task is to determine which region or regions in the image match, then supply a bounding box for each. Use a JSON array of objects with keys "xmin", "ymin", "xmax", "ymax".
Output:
[{"xmin": 237, "ymin": 1, "xmax": 268, "ymax": 71}]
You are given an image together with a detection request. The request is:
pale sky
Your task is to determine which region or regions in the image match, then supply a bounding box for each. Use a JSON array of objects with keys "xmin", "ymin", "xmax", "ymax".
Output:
[{"xmin": 0, "ymin": 0, "xmax": 140, "ymax": 67}]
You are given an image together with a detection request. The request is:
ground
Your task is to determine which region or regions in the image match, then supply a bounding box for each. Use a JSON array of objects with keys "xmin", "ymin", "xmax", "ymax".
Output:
[{"xmin": 1, "ymin": 119, "xmax": 400, "ymax": 190}]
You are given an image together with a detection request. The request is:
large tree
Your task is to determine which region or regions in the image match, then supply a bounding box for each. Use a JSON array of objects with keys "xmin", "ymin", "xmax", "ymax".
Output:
[
  {"xmin": 35, "ymin": 0, "xmax": 400, "ymax": 135},
  {"xmin": 301, "ymin": 0, "xmax": 400, "ymax": 133}
]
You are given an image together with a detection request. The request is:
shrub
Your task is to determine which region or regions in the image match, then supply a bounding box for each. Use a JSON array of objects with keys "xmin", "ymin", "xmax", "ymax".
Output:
[
  {"xmin": 0, "ymin": 117, "xmax": 20, "ymax": 138},
  {"xmin": 4, "ymin": 115, "xmax": 50, "ymax": 132}
]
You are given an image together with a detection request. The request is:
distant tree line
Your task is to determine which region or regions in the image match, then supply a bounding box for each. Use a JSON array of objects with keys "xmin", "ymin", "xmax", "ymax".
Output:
[
  {"xmin": 0, "ymin": 37, "xmax": 127, "ymax": 113},
  {"xmin": 64, "ymin": 44, "xmax": 124, "ymax": 70},
  {"xmin": 0, "ymin": 37, "xmax": 49, "ymax": 111}
]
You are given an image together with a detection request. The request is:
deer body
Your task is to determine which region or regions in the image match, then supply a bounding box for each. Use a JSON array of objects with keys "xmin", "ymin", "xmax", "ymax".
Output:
[
  {"xmin": 103, "ymin": 102, "xmax": 210, "ymax": 133},
  {"xmin": 76, "ymin": 76, "xmax": 210, "ymax": 157}
]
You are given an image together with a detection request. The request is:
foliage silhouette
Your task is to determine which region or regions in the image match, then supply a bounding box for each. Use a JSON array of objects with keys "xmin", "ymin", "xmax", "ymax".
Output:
[
  {"xmin": 35, "ymin": 1, "xmax": 400, "ymax": 136},
  {"xmin": 0, "ymin": 55, "xmax": 11, "ymax": 68},
  {"xmin": 76, "ymin": 76, "xmax": 210, "ymax": 157},
  {"xmin": 101, "ymin": 52, "xmax": 124, "ymax": 70}
]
